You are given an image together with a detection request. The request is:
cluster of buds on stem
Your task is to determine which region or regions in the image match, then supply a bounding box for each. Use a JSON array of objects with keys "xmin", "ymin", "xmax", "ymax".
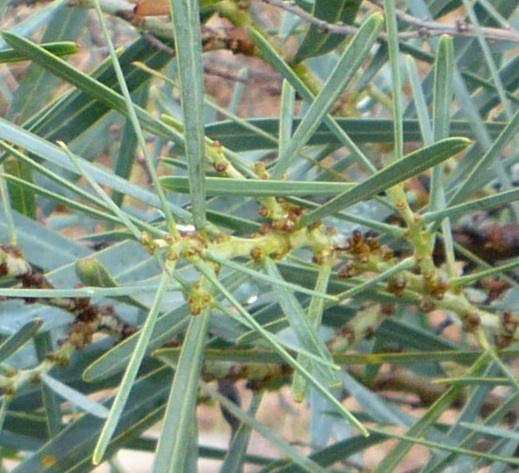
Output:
[
  {"xmin": 336, "ymin": 230, "xmax": 396, "ymax": 279},
  {"xmin": 494, "ymin": 310, "xmax": 519, "ymax": 348}
]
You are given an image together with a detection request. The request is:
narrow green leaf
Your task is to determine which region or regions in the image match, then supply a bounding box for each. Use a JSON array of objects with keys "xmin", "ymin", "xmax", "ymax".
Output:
[
  {"xmin": 460, "ymin": 422, "xmax": 519, "ymax": 441},
  {"xmin": 171, "ymin": 0, "xmax": 206, "ymax": 229},
  {"xmin": 112, "ymin": 85, "xmax": 150, "ymax": 207},
  {"xmin": 195, "ymin": 259, "xmax": 369, "ymax": 436},
  {"xmin": 372, "ymin": 354, "xmax": 490, "ymax": 473},
  {"xmin": 0, "ymin": 395, "xmax": 12, "ymax": 437},
  {"xmin": 452, "ymin": 258, "xmax": 519, "ymax": 286},
  {"xmin": 152, "ymin": 308, "xmax": 211, "ymax": 473},
  {"xmin": 436, "ymin": 377, "xmax": 511, "ymax": 386},
  {"xmin": 278, "ymin": 80, "xmax": 296, "ymax": 170},
  {"xmin": 220, "ymin": 391, "xmax": 262, "ymax": 473},
  {"xmin": 303, "ymin": 137, "xmax": 470, "ymax": 225},
  {"xmin": 384, "ymin": 0, "xmax": 403, "ymax": 160},
  {"xmin": 0, "ymin": 318, "xmax": 41, "ymax": 363},
  {"xmin": 0, "ymin": 118, "xmax": 189, "ymax": 220},
  {"xmin": 40, "ymin": 374, "xmax": 109, "ymax": 419},
  {"xmin": 148, "ymin": 345, "xmax": 518, "ymax": 368},
  {"xmin": 433, "ymin": 36, "xmax": 454, "ymax": 142},
  {"xmin": 430, "ymin": 34, "xmax": 456, "ymax": 276},
  {"xmin": 93, "ymin": 272, "xmax": 169, "ymax": 464},
  {"xmin": 424, "ymin": 187, "xmax": 519, "ymax": 223},
  {"xmin": 406, "ymin": 56, "xmax": 433, "ymax": 144},
  {"xmin": 273, "ymin": 433, "xmax": 386, "ymax": 473},
  {"xmin": 292, "ymin": 263, "xmax": 331, "ymax": 399},
  {"xmin": 264, "ymin": 259, "xmax": 339, "ymax": 392},
  {"xmin": 272, "ymin": 13, "xmax": 384, "ymax": 177},
  {"xmin": 4, "ymin": 158, "xmax": 35, "ymax": 218},
  {"xmin": 161, "ymin": 176, "xmax": 353, "ymax": 196},
  {"xmin": 0, "ymin": 285, "xmax": 170, "ymax": 299},
  {"xmin": 12, "ymin": 367, "xmax": 171, "ymax": 473},
  {"xmin": 370, "ymin": 423, "xmax": 519, "ymax": 467},
  {"xmin": 204, "ymin": 381, "xmax": 330, "ymax": 473},
  {"xmin": 0, "ymin": 162, "xmax": 16, "ymax": 244},
  {"xmin": 0, "ymin": 32, "xmax": 184, "ymax": 148},
  {"xmin": 449, "ymin": 105, "xmax": 519, "ymax": 205},
  {"xmin": 205, "ymin": 117, "xmax": 505, "ymax": 151},
  {"xmin": 0, "ymin": 41, "xmax": 77, "ymax": 63},
  {"xmin": 75, "ymin": 257, "xmax": 149, "ymax": 309},
  {"xmin": 35, "ymin": 334, "xmax": 62, "ymax": 438},
  {"xmin": 90, "ymin": 1, "xmax": 177, "ymax": 234}
]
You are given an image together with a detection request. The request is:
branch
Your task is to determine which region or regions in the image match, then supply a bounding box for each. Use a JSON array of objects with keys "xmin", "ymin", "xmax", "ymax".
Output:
[
  {"xmin": 260, "ymin": 0, "xmax": 519, "ymax": 44},
  {"xmin": 368, "ymin": 0, "xmax": 519, "ymax": 43}
]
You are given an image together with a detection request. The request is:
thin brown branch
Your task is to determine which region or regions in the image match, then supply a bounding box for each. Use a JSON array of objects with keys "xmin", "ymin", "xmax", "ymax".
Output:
[
  {"xmin": 368, "ymin": 0, "xmax": 519, "ymax": 42},
  {"xmin": 260, "ymin": 0, "xmax": 519, "ymax": 44}
]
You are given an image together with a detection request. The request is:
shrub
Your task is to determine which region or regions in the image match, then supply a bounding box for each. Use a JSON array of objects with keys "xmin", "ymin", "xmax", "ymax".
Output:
[{"xmin": 0, "ymin": 0, "xmax": 518, "ymax": 471}]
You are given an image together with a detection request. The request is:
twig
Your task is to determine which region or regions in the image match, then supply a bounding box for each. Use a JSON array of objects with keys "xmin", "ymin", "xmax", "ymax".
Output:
[
  {"xmin": 260, "ymin": 0, "xmax": 519, "ymax": 44},
  {"xmin": 368, "ymin": 0, "xmax": 519, "ymax": 42}
]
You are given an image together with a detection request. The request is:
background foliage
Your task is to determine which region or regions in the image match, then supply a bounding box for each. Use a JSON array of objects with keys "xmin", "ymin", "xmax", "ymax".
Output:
[{"xmin": 0, "ymin": 0, "xmax": 519, "ymax": 471}]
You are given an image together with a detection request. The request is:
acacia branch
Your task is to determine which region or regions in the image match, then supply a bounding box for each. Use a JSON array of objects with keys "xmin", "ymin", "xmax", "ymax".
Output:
[{"xmin": 260, "ymin": 0, "xmax": 519, "ymax": 44}]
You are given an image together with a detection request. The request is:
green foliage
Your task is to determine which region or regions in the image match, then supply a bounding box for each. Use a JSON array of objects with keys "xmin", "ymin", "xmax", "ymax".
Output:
[{"xmin": 0, "ymin": 0, "xmax": 518, "ymax": 472}]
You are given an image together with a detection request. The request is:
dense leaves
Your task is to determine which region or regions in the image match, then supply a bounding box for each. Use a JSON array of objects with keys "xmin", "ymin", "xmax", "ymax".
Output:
[{"xmin": 0, "ymin": 1, "xmax": 518, "ymax": 472}]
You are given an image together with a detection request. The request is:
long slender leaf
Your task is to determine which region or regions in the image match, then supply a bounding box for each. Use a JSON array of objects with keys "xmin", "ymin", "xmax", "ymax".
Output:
[
  {"xmin": 161, "ymin": 176, "xmax": 353, "ymax": 196},
  {"xmin": 373, "ymin": 354, "xmax": 490, "ymax": 473},
  {"xmin": 0, "ymin": 41, "xmax": 77, "ymax": 64},
  {"xmin": 303, "ymin": 137, "xmax": 470, "ymax": 225},
  {"xmin": 152, "ymin": 307, "xmax": 211, "ymax": 473},
  {"xmin": 0, "ymin": 117, "xmax": 189, "ymax": 220},
  {"xmin": 171, "ymin": 0, "xmax": 207, "ymax": 229},
  {"xmin": 385, "ymin": 0, "xmax": 404, "ymax": 161},
  {"xmin": 40, "ymin": 374, "xmax": 109, "ymax": 419},
  {"xmin": 205, "ymin": 118, "xmax": 505, "ymax": 151},
  {"xmin": 202, "ymin": 381, "xmax": 330, "ymax": 473},
  {"xmin": 219, "ymin": 391, "xmax": 262, "ymax": 473},
  {"xmin": 1, "ymin": 32, "xmax": 184, "ymax": 147},
  {"xmin": 449, "ymin": 105, "xmax": 519, "ymax": 205},
  {"xmin": 195, "ymin": 259, "xmax": 369, "ymax": 436},
  {"xmin": 12, "ymin": 367, "xmax": 171, "ymax": 473},
  {"xmin": 0, "ymin": 319, "xmax": 41, "ymax": 363},
  {"xmin": 93, "ymin": 272, "xmax": 169, "ymax": 464},
  {"xmin": 272, "ymin": 13, "xmax": 383, "ymax": 177},
  {"xmin": 264, "ymin": 258, "xmax": 339, "ymax": 391}
]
